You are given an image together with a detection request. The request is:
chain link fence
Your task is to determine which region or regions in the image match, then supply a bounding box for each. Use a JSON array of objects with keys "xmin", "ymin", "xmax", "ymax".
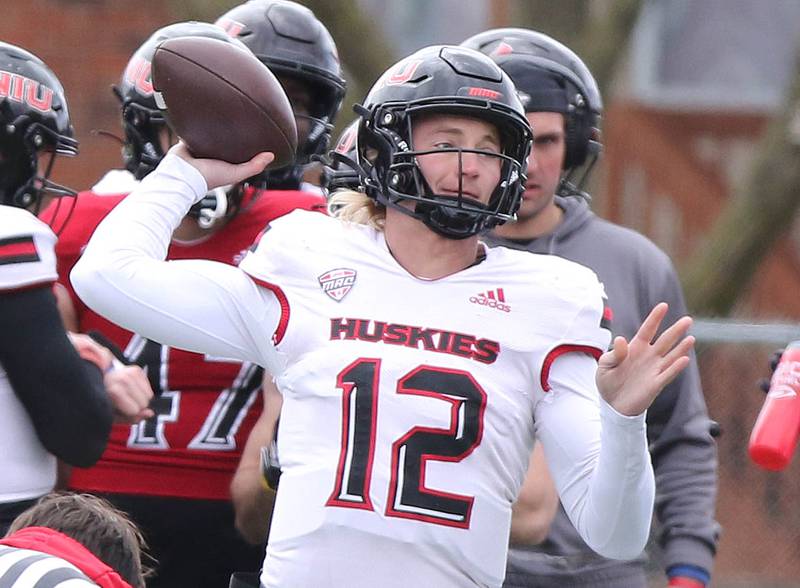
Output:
[{"xmin": 667, "ymin": 319, "xmax": 800, "ymax": 588}]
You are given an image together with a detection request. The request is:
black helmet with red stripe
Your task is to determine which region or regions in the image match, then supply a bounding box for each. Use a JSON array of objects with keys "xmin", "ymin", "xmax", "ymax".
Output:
[
  {"xmin": 462, "ymin": 28, "xmax": 602, "ymax": 196},
  {"xmin": 355, "ymin": 45, "xmax": 531, "ymax": 239},
  {"xmin": 115, "ymin": 21, "xmax": 244, "ymax": 181},
  {"xmin": 216, "ymin": 0, "xmax": 346, "ymax": 188},
  {"xmin": 0, "ymin": 41, "xmax": 78, "ymax": 210},
  {"xmin": 321, "ymin": 119, "xmax": 360, "ymax": 193}
]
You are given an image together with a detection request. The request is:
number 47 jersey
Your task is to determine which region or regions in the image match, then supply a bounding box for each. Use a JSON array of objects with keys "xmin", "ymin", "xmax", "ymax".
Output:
[
  {"xmin": 239, "ymin": 211, "xmax": 611, "ymax": 588},
  {"xmin": 55, "ymin": 188, "xmax": 326, "ymax": 500}
]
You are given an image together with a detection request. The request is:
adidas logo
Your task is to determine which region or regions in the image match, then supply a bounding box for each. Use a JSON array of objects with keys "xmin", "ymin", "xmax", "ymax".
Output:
[{"xmin": 469, "ymin": 288, "xmax": 511, "ymax": 313}]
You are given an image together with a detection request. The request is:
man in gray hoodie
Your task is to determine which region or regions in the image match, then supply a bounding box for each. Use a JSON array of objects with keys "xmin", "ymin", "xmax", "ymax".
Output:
[{"xmin": 462, "ymin": 29, "xmax": 719, "ymax": 588}]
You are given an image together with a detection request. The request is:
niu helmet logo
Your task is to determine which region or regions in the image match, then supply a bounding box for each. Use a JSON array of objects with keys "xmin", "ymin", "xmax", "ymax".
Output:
[
  {"xmin": 386, "ymin": 59, "xmax": 422, "ymax": 85},
  {"xmin": 319, "ymin": 268, "xmax": 357, "ymax": 302},
  {"xmin": 470, "ymin": 288, "xmax": 511, "ymax": 313},
  {"xmin": 335, "ymin": 123, "xmax": 357, "ymax": 154},
  {"xmin": 123, "ymin": 56, "xmax": 153, "ymax": 96},
  {"xmin": 373, "ymin": 59, "xmax": 423, "ymax": 92},
  {"xmin": 0, "ymin": 71, "xmax": 53, "ymax": 113}
]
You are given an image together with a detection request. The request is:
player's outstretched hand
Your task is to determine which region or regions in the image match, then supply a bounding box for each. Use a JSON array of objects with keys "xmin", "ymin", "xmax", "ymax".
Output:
[
  {"xmin": 596, "ymin": 302, "xmax": 694, "ymax": 416},
  {"xmin": 172, "ymin": 141, "xmax": 274, "ymax": 190},
  {"xmin": 104, "ymin": 364, "xmax": 155, "ymax": 424}
]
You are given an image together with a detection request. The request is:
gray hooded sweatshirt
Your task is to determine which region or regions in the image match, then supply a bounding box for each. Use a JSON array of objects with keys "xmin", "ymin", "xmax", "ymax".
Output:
[{"xmin": 482, "ymin": 196, "xmax": 719, "ymax": 587}]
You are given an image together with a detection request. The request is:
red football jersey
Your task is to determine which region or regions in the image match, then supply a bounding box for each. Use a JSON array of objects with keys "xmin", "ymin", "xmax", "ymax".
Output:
[{"xmin": 48, "ymin": 184, "xmax": 326, "ymax": 499}]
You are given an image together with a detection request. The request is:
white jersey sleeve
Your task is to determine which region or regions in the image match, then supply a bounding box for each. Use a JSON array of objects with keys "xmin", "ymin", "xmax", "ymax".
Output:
[
  {"xmin": 536, "ymin": 352, "xmax": 654, "ymax": 560},
  {"xmin": 0, "ymin": 206, "xmax": 57, "ymax": 291},
  {"xmin": 71, "ymin": 153, "xmax": 284, "ymax": 373},
  {"xmin": 532, "ymin": 279, "xmax": 654, "ymax": 560}
]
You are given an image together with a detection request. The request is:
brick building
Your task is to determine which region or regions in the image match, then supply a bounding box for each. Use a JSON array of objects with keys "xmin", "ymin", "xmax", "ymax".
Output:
[
  {"xmin": 599, "ymin": 3, "xmax": 800, "ymax": 585},
  {"xmin": 1, "ymin": 0, "xmax": 173, "ymax": 191}
]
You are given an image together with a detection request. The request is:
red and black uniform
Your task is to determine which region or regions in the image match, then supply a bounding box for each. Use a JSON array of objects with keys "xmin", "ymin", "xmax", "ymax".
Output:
[{"xmin": 51, "ymin": 184, "xmax": 325, "ymax": 588}]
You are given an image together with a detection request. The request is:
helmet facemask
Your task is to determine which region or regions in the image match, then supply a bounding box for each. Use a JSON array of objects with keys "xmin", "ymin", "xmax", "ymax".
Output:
[
  {"xmin": 0, "ymin": 109, "xmax": 78, "ymax": 214},
  {"xmin": 359, "ymin": 99, "xmax": 529, "ymax": 240},
  {"xmin": 215, "ymin": 1, "xmax": 346, "ymax": 190},
  {"xmin": 117, "ymin": 91, "xmax": 170, "ymax": 181}
]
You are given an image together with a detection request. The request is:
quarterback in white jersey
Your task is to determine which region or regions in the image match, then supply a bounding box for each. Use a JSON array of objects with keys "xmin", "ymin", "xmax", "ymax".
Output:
[{"xmin": 72, "ymin": 46, "xmax": 695, "ymax": 587}]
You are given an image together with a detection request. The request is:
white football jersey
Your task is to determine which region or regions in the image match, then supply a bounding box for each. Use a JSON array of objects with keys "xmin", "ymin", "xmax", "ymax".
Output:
[
  {"xmin": 71, "ymin": 155, "xmax": 652, "ymax": 587},
  {"xmin": 239, "ymin": 211, "xmax": 610, "ymax": 587},
  {"xmin": 0, "ymin": 205, "xmax": 58, "ymax": 502}
]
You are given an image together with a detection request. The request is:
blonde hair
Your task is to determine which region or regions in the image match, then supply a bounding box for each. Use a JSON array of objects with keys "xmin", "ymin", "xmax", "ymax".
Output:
[{"xmin": 328, "ymin": 189, "xmax": 386, "ymax": 231}]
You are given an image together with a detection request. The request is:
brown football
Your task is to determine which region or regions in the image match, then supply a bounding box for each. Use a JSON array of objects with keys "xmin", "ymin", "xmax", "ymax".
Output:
[{"xmin": 151, "ymin": 35, "xmax": 297, "ymax": 166}]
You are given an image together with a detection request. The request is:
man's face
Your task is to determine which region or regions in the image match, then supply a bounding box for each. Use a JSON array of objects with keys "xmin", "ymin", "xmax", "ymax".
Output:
[
  {"xmin": 157, "ymin": 126, "xmax": 174, "ymax": 154},
  {"xmin": 515, "ymin": 111, "xmax": 566, "ymax": 222},
  {"xmin": 411, "ymin": 114, "xmax": 502, "ymax": 206},
  {"xmin": 278, "ymin": 76, "xmax": 313, "ymax": 148}
]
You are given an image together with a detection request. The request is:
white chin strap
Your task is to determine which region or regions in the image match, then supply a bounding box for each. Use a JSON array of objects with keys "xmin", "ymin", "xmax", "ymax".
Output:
[{"xmin": 197, "ymin": 186, "xmax": 230, "ymax": 229}]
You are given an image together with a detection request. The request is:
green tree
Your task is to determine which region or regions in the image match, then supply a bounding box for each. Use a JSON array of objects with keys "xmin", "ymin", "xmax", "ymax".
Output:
[{"xmin": 681, "ymin": 47, "xmax": 800, "ymax": 315}]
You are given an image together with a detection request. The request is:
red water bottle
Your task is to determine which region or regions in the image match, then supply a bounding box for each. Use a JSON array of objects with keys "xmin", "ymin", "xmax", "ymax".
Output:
[{"xmin": 749, "ymin": 342, "xmax": 800, "ymax": 471}]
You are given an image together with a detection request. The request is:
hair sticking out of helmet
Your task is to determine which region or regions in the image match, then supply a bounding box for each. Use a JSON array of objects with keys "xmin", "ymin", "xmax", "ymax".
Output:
[
  {"xmin": 461, "ymin": 28, "xmax": 602, "ymax": 199},
  {"xmin": 355, "ymin": 45, "xmax": 531, "ymax": 240},
  {"xmin": 0, "ymin": 41, "xmax": 78, "ymax": 230},
  {"xmin": 216, "ymin": 0, "xmax": 346, "ymax": 189}
]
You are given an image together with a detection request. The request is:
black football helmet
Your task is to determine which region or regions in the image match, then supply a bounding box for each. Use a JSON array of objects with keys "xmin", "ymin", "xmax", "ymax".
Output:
[
  {"xmin": 116, "ymin": 21, "xmax": 251, "ymax": 227},
  {"xmin": 462, "ymin": 28, "xmax": 602, "ymax": 197},
  {"xmin": 0, "ymin": 41, "xmax": 78, "ymax": 211},
  {"xmin": 216, "ymin": 0, "xmax": 346, "ymax": 189},
  {"xmin": 321, "ymin": 119, "xmax": 360, "ymax": 193},
  {"xmin": 116, "ymin": 21, "xmax": 245, "ymax": 180},
  {"xmin": 354, "ymin": 45, "xmax": 531, "ymax": 239}
]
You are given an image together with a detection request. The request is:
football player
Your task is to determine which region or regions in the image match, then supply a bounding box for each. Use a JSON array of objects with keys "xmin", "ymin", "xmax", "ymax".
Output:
[
  {"xmin": 213, "ymin": 0, "xmax": 347, "ymax": 547},
  {"xmin": 215, "ymin": 0, "xmax": 345, "ymax": 192},
  {"xmin": 463, "ymin": 28, "xmax": 719, "ymax": 588},
  {"xmin": 46, "ymin": 13, "xmax": 342, "ymax": 588},
  {"xmin": 72, "ymin": 45, "xmax": 695, "ymax": 588},
  {"xmin": 0, "ymin": 41, "xmax": 149, "ymax": 534}
]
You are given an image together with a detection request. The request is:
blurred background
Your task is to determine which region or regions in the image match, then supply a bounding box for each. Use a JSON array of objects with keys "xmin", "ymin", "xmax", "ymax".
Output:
[{"xmin": 4, "ymin": 1, "xmax": 800, "ymax": 586}]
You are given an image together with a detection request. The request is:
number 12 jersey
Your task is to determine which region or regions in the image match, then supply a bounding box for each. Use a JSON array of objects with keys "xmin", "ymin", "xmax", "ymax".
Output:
[{"xmin": 240, "ymin": 210, "xmax": 615, "ymax": 587}]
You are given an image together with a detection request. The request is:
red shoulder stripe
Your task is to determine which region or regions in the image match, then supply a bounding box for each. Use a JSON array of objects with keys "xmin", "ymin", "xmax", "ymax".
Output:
[
  {"xmin": 540, "ymin": 344, "xmax": 603, "ymax": 392},
  {"xmin": 0, "ymin": 235, "xmax": 39, "ymax": 265},
  {"xmin": 245, "ymin": 276, "xmax": 290, "ymax": 345}
]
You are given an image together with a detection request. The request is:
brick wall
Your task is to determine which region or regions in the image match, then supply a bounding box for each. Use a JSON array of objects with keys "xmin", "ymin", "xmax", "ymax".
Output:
[
  {"xmin": 601, "ymin": 101, "xmax": 800, "ymax": 319},
  {"xmin": 1, "ymin": 0, "xmax": 174, "ymax": 191}
]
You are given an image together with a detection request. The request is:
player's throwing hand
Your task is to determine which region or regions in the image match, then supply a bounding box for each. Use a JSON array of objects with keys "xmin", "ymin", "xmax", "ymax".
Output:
[
  {"xmin": 172, "ymin": 142, "xmax": 274, "ymax": 190},
  {"xmin": 596, "ymin": 302, "xmax": 695, "ymax": 416}
]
